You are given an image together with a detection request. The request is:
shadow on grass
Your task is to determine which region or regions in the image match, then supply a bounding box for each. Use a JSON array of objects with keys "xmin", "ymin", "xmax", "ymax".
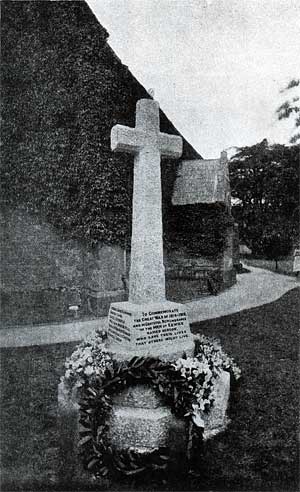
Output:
[{"xmin": 0, "ymin": 289, "xmax": 299, "ymax": 491}]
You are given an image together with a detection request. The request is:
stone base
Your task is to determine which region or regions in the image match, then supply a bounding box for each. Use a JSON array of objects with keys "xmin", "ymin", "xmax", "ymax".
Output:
[
  {"xmin": 57, "ymin": 366, "xmax": 231, "ymax": 483},
  {"xmin": 203, "ymin": 370, "xmax": 231, "ymax": 440},
  {"xmin": 107, "ymin": 300, "xmax": 194, "ymax": 360},
  {"xmin": 107, "ymin": 373, "xmax": 231, "ymax": 453},
  {"xmin": 108, "ymin": 384, "xmax": 187, "ymax": 455},
  {"xmin": 109, "ymin": 406, "xmax": 186, "ymax": 453},
  {"xmin": 57, "ymin": 382, "xmax": 96, "ymax": 487}
]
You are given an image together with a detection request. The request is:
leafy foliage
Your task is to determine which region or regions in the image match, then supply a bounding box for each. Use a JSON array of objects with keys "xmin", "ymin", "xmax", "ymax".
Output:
[
  {"xmin": 0, "ymin": 0, "xmax": 202, "ymax": 249},
  {"xmin": 165, "ymin": 203, "xmax": 233, "ymax": 257},
  {"xmin": 229, "ymin": 139, "xmax": 299, "ymax": 255},
  {"xmin": 263, "ymin": 233, "xmax": 293, "ymax": 270},
  {"xmin": 277, "ymin": 79, "xmax": 300, "ymax": 143}
]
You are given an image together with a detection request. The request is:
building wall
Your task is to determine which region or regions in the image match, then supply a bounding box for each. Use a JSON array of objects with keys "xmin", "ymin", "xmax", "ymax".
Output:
[
  {"xmin": 165, "ymin": 230, "xmax": 236, "ymax": 301},
  {"xmin": 0, "ymin": 1, "xmax": 237, "ymax": 327},
  {"xmin": 1, "ymin": 208, "xmax": 236, "ymax": 326},
  {"xmin": 0, "ymin": 208, "xmax": 127, "ymax": 325},
  {"xmin": 1, "ymin": 208, "xmax": 83, "ymax": 293}
]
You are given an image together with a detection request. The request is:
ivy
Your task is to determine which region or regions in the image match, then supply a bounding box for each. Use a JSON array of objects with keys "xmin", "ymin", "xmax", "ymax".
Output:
[
  {"xmin": 1, "ymin": 1, "xmax": 202, "ymax": 249},
  {"xmin": 1, "ymin": 1, "xmax": 231, "ymax": 258},
  {"xmin": 165, "ymin": 203, "xmax": 233, "ymax": 257}
]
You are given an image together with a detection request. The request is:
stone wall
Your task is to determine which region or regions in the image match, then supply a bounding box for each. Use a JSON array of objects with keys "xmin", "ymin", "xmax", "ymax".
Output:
[
  {"xmin": 123, "ymin": 247, "xmax": 234, "ymax": 301},
  {"xmin": 0, "ymin": 208, "xmax": 126, "ymax": 326},
  {"xmin": 1, "ymin": 208, "xmax": 81, "ymax": 325},
  {"xmin": 1, "ymin": 208, "xmax": 236, "ymax": 326},
  {"xmin": 84, "ymin": 244, "xmax": 126, "ymax": 317},
  {"xmin": 232, "ymin": 223, "xmax": 242, "ymax": 272},
  {"xmin": 165, "ymin": 231, "xmax": 236, "ymax": 300},
  {"xmin": 165, "ymin": 249, "xmax": 220, "ymax": 299},
  {"xmin": 0, "ymin": 209, "xmax": 83, "ymax": 293}
]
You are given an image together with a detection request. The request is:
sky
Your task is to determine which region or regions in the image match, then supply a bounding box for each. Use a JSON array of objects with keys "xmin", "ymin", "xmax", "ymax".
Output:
[{"xmin": 87, "ymin": 0, "xmax": 300, "ymax": 158}]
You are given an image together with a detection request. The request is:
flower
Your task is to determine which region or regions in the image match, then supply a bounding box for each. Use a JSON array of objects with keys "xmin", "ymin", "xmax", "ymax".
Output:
[
  {"xmin": 62, "ymin": 330, "xmax": 241, "ymax": 431},
  {"xmin": 192, "ymin": 411, "xmax": 205, "ymax": 428},
  {"xmin": 62, "ymin": 331, "xmax": 112, "ymax": 391},
  {"xmin": 84, "ymin": 365, "xmax": 94, "ymax": 376},
  {"xmin": 194, "ymin": 334, "xmax": 241, "ymax": 381}
]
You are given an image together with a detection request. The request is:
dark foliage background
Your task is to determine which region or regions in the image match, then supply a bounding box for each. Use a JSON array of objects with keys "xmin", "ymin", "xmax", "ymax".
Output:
[
  {"xmin": 1, "ymin": 0, "xmax": 232, "ymax": 256},
  {"xmin": 165, "ymin": 203, "xmax": 233, "ymax": 257},
  {"xmin": 229, "ymin": 139, "xmax": 299, "ymax": 256}
]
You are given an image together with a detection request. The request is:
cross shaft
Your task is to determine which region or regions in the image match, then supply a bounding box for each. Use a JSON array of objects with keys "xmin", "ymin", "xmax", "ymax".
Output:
[{"xmin": 111, "ymin": 99, "xmax": 183, "ymax": 304}]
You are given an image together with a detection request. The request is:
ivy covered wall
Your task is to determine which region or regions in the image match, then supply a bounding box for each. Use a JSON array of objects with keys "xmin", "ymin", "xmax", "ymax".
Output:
[
  {"xmin": 1, "ymin": 0, "xmax": 199, "ymax": 248},
  {"xmin": 0, "ymin": 1, "xmax": 234, "ymax": 325},
  {"xmin": 165, "ymin": 203, "xmax": 233, "ymax": 258}
]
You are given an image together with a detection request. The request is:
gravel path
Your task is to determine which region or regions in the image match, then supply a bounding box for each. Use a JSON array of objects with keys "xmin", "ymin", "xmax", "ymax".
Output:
[
  {"xmin": 187, "ymin": 265, "xmax": 297, "ymax": 323},
  {"xmin": 0, "ymin": 266, "xmax": 298, "ymax": 348}
]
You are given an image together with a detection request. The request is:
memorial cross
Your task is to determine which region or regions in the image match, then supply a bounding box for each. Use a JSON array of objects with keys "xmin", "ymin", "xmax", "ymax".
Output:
[{"xmin": 111, "ymin": 99, "xmax": 182, "ymax": 304}]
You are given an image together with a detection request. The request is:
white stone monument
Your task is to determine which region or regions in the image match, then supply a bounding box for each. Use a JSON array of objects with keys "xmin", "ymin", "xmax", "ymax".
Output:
[
  {"xmin": 107, "ymin": 99, "xmax": 194, "ymax": 360},
  {"xmin": 57, "ymin": 100, "xmax": 232, "ymax": 478}
]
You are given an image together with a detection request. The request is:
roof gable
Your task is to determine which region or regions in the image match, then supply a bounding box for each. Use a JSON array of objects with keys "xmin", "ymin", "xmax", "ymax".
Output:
[{"xmin": 172, "ymin": 155, "xmax": 231, "ymax": 206}]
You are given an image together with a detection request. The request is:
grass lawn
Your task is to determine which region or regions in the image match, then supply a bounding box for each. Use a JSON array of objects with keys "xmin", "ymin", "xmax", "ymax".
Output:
[{"xmin": 0, "ymin": 288, "xmax": 299, "ymax": 491}]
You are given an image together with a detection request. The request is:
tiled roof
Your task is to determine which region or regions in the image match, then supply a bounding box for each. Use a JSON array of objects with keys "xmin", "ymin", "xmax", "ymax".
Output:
[{"xmin": 172, "ymin": 155, "xmax": 231, "ymax": 206}]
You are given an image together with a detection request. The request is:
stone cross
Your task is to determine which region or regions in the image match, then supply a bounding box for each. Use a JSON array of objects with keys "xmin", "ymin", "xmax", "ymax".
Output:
[{"xmin": 111, "ymin": 99, "xmax": 182, "ymax": 304}]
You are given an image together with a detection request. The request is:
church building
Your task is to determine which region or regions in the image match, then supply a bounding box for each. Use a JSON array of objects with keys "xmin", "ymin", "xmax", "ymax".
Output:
[{"xmin": 1, "ymin": 0, "xmax": 238, "ymax": 326}]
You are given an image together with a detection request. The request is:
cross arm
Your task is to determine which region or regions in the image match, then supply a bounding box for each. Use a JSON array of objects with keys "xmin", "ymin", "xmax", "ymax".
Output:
[
  {"xmin": 158, "ymin": 132, "xmax": 183, "ymax": 159},
  {"xmin": 111, "ymin": 124, "xmax": 145, "ymax": 154}
]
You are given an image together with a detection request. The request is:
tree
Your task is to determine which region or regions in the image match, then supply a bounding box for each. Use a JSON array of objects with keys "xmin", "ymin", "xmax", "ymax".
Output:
[
  {"xmin": 229, "ymin": 139, "xmax": 299, "ymax": 256},
  {"xmin": 263, "ymin": 231, "xmax": 291, "ymax": 271},
  {"xmin": 277, "ymin": 79, "xmax": 300, "ymax": 143}
]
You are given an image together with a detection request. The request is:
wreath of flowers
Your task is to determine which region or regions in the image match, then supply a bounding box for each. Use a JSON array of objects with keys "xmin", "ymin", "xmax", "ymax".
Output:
[{"xmin": 61, "ymin": 331, "xmax": 241, "ymax": 479}]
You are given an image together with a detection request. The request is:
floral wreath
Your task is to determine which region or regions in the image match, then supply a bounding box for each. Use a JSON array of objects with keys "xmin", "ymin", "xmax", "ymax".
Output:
[{"xmin": 62, "ymin": 332, "xmax": 241, "ymax": 479}]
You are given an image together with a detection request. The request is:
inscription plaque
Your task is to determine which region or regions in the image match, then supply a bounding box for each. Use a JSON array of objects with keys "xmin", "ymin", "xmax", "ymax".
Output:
[{"xmin": 107, "ymin": 301, "xmax": 194, "ymax": 358}]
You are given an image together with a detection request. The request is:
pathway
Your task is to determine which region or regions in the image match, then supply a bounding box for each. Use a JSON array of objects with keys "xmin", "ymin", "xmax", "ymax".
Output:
[{"xmin": 0, "ymin": 266, "xmax": 298, "ymax": 348}]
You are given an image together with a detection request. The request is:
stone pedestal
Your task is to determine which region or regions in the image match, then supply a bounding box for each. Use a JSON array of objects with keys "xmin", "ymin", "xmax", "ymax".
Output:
[
  {"xmin": 108, "ymin": 385, "xmax": 187, "ymax": 455},
  {"xmin": 57, "ymin": 368, "xmax": 230, "ymax": 482},
  {"xmin": 107, "ymin": 300, "xmax": 194, "ymax": 360},
  {"xmin": 57, "ymin": 382, "xmax": 96, "ymax": 488},
  {"xmin": 57, "ymin": 98, "xmax": 233, "ymax": 483},
  {"xmin": 203, "ymin": 370, "xmax": 230, "ymax": 440}
]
